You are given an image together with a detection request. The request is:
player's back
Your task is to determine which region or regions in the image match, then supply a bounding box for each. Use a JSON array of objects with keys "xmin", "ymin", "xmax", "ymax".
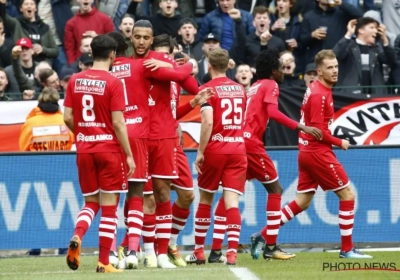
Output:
[
  {"xmin": 202, "ymin": 77, "xmax": 246, "ymax": 155},
  {"xmin": 111, "ymin": 57, "xmax": 151, "ymax": 139},
  {"xmin": 244, "ymin": 79, "xmax": 279, "ymax": 153},
  {"xmin": 66, "ymin": 69, "xmax": 125, "ymax": 153},
  {"xmin": 299, "ymin": 80, "xmax": 334, "ymax": 152}
]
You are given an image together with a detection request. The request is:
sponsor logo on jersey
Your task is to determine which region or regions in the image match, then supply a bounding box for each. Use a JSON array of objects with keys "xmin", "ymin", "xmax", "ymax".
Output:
[
  {"xmin": 331, "ymin": 98, "xmax": 400, "ymax": 145},
  {"xmin": 211, "ymin": 133, "xmax": 244, "ymax": 143},
  {"xmin": 247, "ymin": 83, "xmax": 261, "ymax": 98},
  {"xmin": 126, "ymin": 117, "xmax": 143, "ymax": 124},
  {"xmin": 126, "ymin": 105, "xmax": 138, "ymax": 112},
  {"xmin": 298, "ymin": 137, "xmax": 309, "ymax": 146},
  {"xmin": 111, "ymin": 64, "xmax": 131, "ymax": 78},
  {"xmin": 75, "ymin": 79, "xmax": 106, "ymax": 95},
  {"xmin": 215, "ymin": 85, "xmax": 245, "ymax": 98},
  {"xmin": 243, "ymin": 132, "xmax": 251, "ymax": 138},
  {"xmin": 76, "ymin": 133, "xmax": 113, "ymax": 142}
]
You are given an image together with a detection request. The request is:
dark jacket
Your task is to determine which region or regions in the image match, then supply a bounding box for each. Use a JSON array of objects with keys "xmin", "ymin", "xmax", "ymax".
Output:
[
  {"xmin": 47, "ymin": 0, "xmax": 74, "ymax": 46},
  {"xmin": 243, "ymin": 33, "xmax": 285, "ymax": 67},
  {"xmin": 197, "ymin": 7, "xmax": 255, "ymax": 45},
  {"xmin": 300, "ymin": 3, "xmax": 362, "ymax": 64},
  {"xmin": 179, "ymin": 38, "xmax": 203, "ymax": 61},
  {"xmin": 332, "ymin": 37, "xmax": 397, "ymax": 95},
  {"xmin": 137, "ymin": 11, "xmax": 183, "ymax": 39},
  {"xmin": 0, "ymin": 38, "xmax": 14, "ymax": 68}
]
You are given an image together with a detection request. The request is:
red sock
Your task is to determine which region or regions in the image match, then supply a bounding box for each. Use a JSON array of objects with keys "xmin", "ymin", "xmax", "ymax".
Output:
[
  {"xmin": 261, "ymin": 194, "xmax": 281, "ymax": 245},
  {"xmin": 142, "ymin": 213, "xmax": 156, "ymax": 255},
  {"xmin": 339, "ymin": 200, "xmax": 354, "ymax": 252},
  {"xmin": 170, "ymin": 202, "xmax": 190, "ymax": 245},
  {"xmin": 99, "ymin": 205, "xmax": 117, "ymax": 265},
  {"xmin": 194, "ymin": 203, "xmax": 211, "ymax": 249},
  {"xmin": 111, "ymin": 232, "xmax": 117, "ymax": 252},
  {"xmin": 281, "ymin": 200, "xmax": 303, "ymax": 226},
  {"xmin": 226, "ymin": 207, "xmax": 241, "ymax": 253},
  {"xmin": 212, "ymin": 197, "xmax": 226, "ymax": 251},
  {"xmin": 74, "ymin": 202, "xmax": 100, "ymax": 240},
  {"xmin": 127, "ymin": 197, "xmax": 144, "ymax": 251},
  {"xmin": 155, "ymin": 201, "xmax": 172, "ymax": 255},
  {"xmin": 121, "ymin": 233, "xmax": 129, "ymax": 247}
]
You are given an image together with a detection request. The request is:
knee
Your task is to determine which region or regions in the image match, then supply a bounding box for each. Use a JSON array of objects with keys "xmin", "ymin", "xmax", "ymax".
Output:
[
  {"xmin": 178, "ymin": 191, "xmax": 195, "ymax": 208},
  {"xmin": 144, "ymin": 195, "xmax": 156, "ymax": 213},
  {"xmin": 265, "ymin": 181, "xmax": 283, "ymax": 194}
]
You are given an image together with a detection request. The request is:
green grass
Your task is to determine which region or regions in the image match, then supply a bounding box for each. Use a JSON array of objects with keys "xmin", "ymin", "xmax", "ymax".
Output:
[{"xmin": 0, "ymin": 252, "xmax": 399, "ymax": 280}]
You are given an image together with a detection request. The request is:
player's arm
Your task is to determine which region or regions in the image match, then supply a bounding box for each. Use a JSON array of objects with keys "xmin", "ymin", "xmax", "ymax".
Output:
[
  {"xmin": 308, "ymin": 95, "xmax": 342, "ymax": 147},
  {"xmin": 144, "ymin": 59, "xmax": 192, "ymax": 82},
  {"xmin": 63, "ymin": 107, "xmax": 74, "ymax": 133},
  {"xmin": 112, "ymin": 111, "xmax": 132, "ymax": 157},
  {"xmin": 176, "ymin": 87, "xmax": 214, "ymax": 120},
  {"xmin": 198, "ymin": 103, "xmax": 213, "ymax": 155}
]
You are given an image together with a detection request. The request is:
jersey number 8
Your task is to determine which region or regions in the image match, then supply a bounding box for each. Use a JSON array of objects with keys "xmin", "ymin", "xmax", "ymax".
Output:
[
  {"xmin": 221, "ymin": 98, "xmax": 243, "ymax": 125},
  {"xmin": 82, "ymin": 94, "xmax": 95, "ymax": 122}
]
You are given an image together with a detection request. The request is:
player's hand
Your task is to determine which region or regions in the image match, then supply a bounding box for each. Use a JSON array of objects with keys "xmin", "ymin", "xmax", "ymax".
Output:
[
  {"xmin": 301, "ymin": 125, "xmax": 322, "ymax": 140},
  {"xmin": 228, "ymin": 8, "xmax": 241, "ymax": 20},
  {"xmin": 176, "ymin": 52, "xmax": 190, "ymax": 66},
  {"xmin": 193, "ymin": 87, "xmax": 214, "ymax": 106},
  {"xmin": 195, "ymin": 153, "xmax": 204, "ymax": 174},
  {"xmin": 126, "ymin": 155, "xmax": 136, "ymax": 177},
  {"xmin": 341, "ymin": 139, "xmax": 350, "ymax": 150},
  {"xmin": 143, "ymin": 58, "xmax": 173, "ymax": 71}
]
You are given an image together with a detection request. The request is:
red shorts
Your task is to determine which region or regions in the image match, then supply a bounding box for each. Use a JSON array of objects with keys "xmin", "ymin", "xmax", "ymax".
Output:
[
  {"xmin": 171, "ymin": 145, "xmax": 193, "ymax": 191},
  {"xmin": 148, "ymin": 138, "xmax": 178, "ymax": 179},
  {"xmin": 198, "ymin": 154, "xmax": 247, "ymax": 195},
  {"xmin": 297, "ymin": 150, "xmax": 350, "ymax": 193},
  {"xmin": 246, "ymin": 153, "xmax": 279, "ymax": 184},
  {"xmin": 77, "ymin": 152, "xmax": 128, "ymax": 196},
  {"xmin": 143, "ymin": 177, "xmax": 153, "ymax": 195},
  {"xmin": 129, "ymin": 138, "xmax": 148, "ymax": 182}
]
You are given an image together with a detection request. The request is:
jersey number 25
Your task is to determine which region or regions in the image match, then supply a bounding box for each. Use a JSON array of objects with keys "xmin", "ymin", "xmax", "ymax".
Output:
[{"xmin": 221, "ymin": 98, "xmax": 243, "ymax": 125}]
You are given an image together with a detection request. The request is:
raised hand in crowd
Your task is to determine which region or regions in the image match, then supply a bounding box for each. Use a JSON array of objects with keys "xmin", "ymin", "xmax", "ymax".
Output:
[
  {"xmin": 228, "ymin": 59, "xmax": 236, "ymax": 69},
  {"xmin": 311, "ymin": 28, "xmax": 327, "ymax": 40},
  {"xmin": 260, "ymin": 30, "xmax": 272, "ymax": 45},
  {"xmin": 22, "ymin": 90, "xmax": 35, "ymax": 100},
  {"xmin": 11, "ymin": 45, "xmax": 22, "ymax": 59},
  {"xmin": 345, "ymin": 19, "xmax": 357, "ymax": 37},
  {"xmin": 378, "ymin": 24, "xmax": 389, "ymax": 46},
  {"xmin": 228, "ymin": 8, "xmax": 241, "ymax": 20},
  {"xmin": 271, "ymin": 18, "xmax": 286, "ymax": 32}
]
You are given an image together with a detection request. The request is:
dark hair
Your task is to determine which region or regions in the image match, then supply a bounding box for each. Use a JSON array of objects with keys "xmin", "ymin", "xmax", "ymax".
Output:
[
  {"xmin": 252, "ymin": 6, "xmax": 269, "ymax": 17},
  {"xmin": 179, "ymin": 18, "xmax": 197, "ymax": 29},
  {"xmin": 121, "ymin": 13, "xmax": 135, "ymax": 22},
  {"xmin": 90, "ymin": 35, "xmax": 117, "ymax": 61},
  {"xmin": 0, "ymin": 18, "xmax": 3, "ymax": 24},
  {"xmin": 355, "ymin": 17, "xmax": 379, "ymax": 36},
  {"xmin": 107, "ymin": 32, "xmax": 128, "ymax": 57},
  {"xmin": 39, "ymin": 69, "xmax": 55, "ymax": 84},
  {"xmin": 153, "ymin": 34, "xmax": 174, "ymax": 54},
  {"xmin": 20, "ymin": 0, "xmax": 36, "ymax": 8},
  {"xmin": 133, "ymin": 19, "xmax": 153, "ymax": 32},
  {"xmin": 255, "ymin": 49, "xmax": 280, "ymax": 79}
]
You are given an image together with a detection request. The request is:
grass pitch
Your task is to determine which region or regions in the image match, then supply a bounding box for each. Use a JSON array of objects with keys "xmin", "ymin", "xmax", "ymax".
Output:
[{"xmin": 0, "ymin": 252, "xmax": 399, "ymax": 280}]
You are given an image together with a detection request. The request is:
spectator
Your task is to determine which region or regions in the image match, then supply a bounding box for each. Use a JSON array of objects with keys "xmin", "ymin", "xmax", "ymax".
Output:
[
  {"xmin": 38, "ymin": 0, "xmax": 73, "ymax": 73},
  {"xmin": 64, "ymin": 35, "xmax": 93, "ymax": 73},
  {"xmin": 291, "ymin": 0, "xmax": 315, "ymax": 17},
  {"xmin": 39, "ymin": 68, "xmax": 61, "ymax": 92},
  {"xmin": 0, "ymin": 68, "xmax": 11, "ymax": 100},
  {"xmin": 235, "ymin": 64, "xmax": 253, "ymax": 90},
  {"xmin": 19, "ymin": 87, "xmax": 74, "ymax": 151},
  {"xmin": 382, "ymin": 0, "xmax": 400, "ymax": 37},
  {"xmin": 244, "ymin": 6, "xmax": 285, "ymax": 69},
  {"xmin": 0, "ymin": 0, "xmax": 59, "ymax": 63},
  {"xmin": 119, "ymin": 14, "xmax": 134, "ymax": 57},
  {"xmin": 178, "ymin": 18, "xmax": 202, "ymax": 60},
  {"xmin": 59, "ymin": 67, "xmax": 74, "ymax": 92},
  {"xmin": 279, "ymin": 50, "xmax": 305, "ymax": 87},
  {"xmin": 303, "ymin": 63, "xmax": 317, "ymax": 87},
  {"xmin": 299, "ymin": 0, "xmax": 362, "ymax": 65},
  {"xmin": 364, "ymin": 11, "xmax": 396, "ymax": 47},
  {"xmin": 332, "ymin": 18, "xmax": 396, "ymax": 94},
  {"xmin": 64, "ymin": 0, "xmax": 114, "ymax": 65},
  {"xmin": 0, "ymin": 18, "xmax": 13, "ymax": 68},
  {"xmin": 137, "ymin": 0, "xmax": 183, "ymax": 38},
  {"xmin": 78, "ymin": 52, "xmax": 93, "ymax": 72},
  {"xmin": 197, "ymin": 0, "xmax": 254, "ymax": 51}
]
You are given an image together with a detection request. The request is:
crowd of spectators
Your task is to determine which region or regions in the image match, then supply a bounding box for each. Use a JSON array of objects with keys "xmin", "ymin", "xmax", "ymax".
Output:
[{"xmin": 0, "ymin": 0, "xmax": 399, "ymax": 102}]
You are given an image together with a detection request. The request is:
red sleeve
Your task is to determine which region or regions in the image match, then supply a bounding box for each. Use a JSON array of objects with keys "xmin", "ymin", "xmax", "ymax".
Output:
[
  {"xmin": 266, "ymin": 103, "xmax": 298, "ymax": 130},
  {"xmin": 105, "ymin": 16, "xmax": 115, "ymax": 33},
  {"xmin": 263, "ymin": 83, "xmax": 279, "ymax": 105},
  {"xmin": 176, "ymin": 101, "xmax": 193, "ymax": 120},
  {"xmin": 311, "ymin": 123, "xmax": 342, "ymax": 146},
  {"xmin": 63, "ymin": 79, "xmax": 74, "ymax": 107},
  {"xmin": 64, "ymin": 20, "xmax": 76, "ymax": 65},
  {"xmin": 145, "ymin": 63, "xmax": 192, "ymax": 82},
  {"xmin": 110, "ymin": 79, "xmax": 126, "ymax": 112},
  {"xmin": 178, "ymin": 75, "xmax": 199, "ymax": 95}
]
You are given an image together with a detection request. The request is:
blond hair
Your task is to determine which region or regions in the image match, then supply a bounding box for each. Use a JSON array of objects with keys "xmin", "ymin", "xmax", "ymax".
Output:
[
  {"xmin": 38, "ymin": 87, "xmax": 60, "ymax": 103},
  {"xmin": 314, "ymin": 50, "xmax": 336, "ymax": 68},
  {"xmin": 208, "ymin": 49, "xmax": 229, "ymax": 73}
]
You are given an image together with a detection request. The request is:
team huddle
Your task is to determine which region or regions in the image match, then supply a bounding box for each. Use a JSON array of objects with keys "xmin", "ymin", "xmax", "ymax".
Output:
[{"xmin": 62, "ymin": 19, "xmax": 372, "ymax": 273}]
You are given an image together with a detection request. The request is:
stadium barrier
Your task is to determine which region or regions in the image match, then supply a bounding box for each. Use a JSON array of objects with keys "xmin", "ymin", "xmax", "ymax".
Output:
[{"xmin": 0, "ymin": 146, "xmax": 399, "ymax": 251}]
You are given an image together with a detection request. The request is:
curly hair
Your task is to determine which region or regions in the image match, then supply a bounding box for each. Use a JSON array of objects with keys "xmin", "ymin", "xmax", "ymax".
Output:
[
  {"xmin": 107, "ymin": 32, "xmax": 127, "ymax": 56},
  {"xmin": 255, "ymin": 49, "xmax": 281, "ymax": 80},
  {"xmin": 153, "ymin": 34, "xmax": 175, "ymax": 54}
]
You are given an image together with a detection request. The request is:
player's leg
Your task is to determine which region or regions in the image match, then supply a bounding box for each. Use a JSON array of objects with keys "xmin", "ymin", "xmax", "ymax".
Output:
[
  {"xmin": 208, "ymin": 196, "xmax": 227, "ymax": 263},
  {"xmin": 186, "ymin": 154, "xmax": 223, "ymax": 265},
  {"xmin": 67, "ymin": 153, "xmax": 100, "ymax": 271},
  {"xmin": 168, "ymin": 147, "xmax": 194, "ymax": 266},
  {"xmin": 142, "ymin": 182, "xmax": 157, "ymax": 268},
  {"xmin": 221, "ymin": 154, "xmax": 247, "ymax": 265},
  {"xmin": 150, "ymin": 138, "xmax": 178, "ymax": 269}
]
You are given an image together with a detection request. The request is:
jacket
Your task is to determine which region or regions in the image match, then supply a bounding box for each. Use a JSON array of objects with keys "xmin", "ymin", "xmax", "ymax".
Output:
[
  {"xmin": 137, "ymin": 11, "xmax": 183, "ymax": 39},
  {"xmin": 5, "ymin": 59, "xmax": 38, "ymax": 98},
  {"xmin": 332, "ymin": 37, "xmax": 397, "ymax": 94},
  {"xmin": 0, "ymin": 37, "xmax": 14, "ymax": 68},
  {"xmin": 197, "ymin": 7, "xmax": 255, "ymax": 45},
  {"xmin": 48, "ymin": 0, "xmax": 74, "ymax": 46},
  {"xmin": 64, "ymin": 8, "xmax": 115, "ymax": 64},
  {"xmin": 19, "ymin": 105, "xmax": 74, "ymax": 151},
  {"xmin": 179, "ymin": 39, "xmax": 203, "ymax": 61},
  {"xmin": 243, "ymin": 33, "xmax": 285, "ymax": 67}
]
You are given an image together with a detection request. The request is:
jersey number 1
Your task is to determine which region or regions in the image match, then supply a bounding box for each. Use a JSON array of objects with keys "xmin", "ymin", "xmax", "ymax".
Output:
[
  {"xmin": 82, "ymin": 94, "xmax": 95, "ymax": 122},
  {"xmin": 221, "ymin": 98, "xmax": 243, "ymax": 125}
]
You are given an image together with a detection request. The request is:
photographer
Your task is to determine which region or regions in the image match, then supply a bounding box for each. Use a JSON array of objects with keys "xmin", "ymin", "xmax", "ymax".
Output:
[{"xmin": 332, "ymin": 17, "xmax": 397, "ymax": 95}]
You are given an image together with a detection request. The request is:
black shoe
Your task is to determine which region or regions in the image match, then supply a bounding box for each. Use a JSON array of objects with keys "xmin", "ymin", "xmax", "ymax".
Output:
[{"xmin": 208, "ymin": 250, "xmax": 227, "ymax": 263}]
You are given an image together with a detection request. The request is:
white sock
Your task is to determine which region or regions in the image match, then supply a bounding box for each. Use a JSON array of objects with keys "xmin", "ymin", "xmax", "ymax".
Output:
[
  {"xmin": 169, "ymin": 234, "xmax": 178, "ymax": 247},
  {"xmin": 144, "ymin": 243, "xmax": 155, "ymax": 256}
]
